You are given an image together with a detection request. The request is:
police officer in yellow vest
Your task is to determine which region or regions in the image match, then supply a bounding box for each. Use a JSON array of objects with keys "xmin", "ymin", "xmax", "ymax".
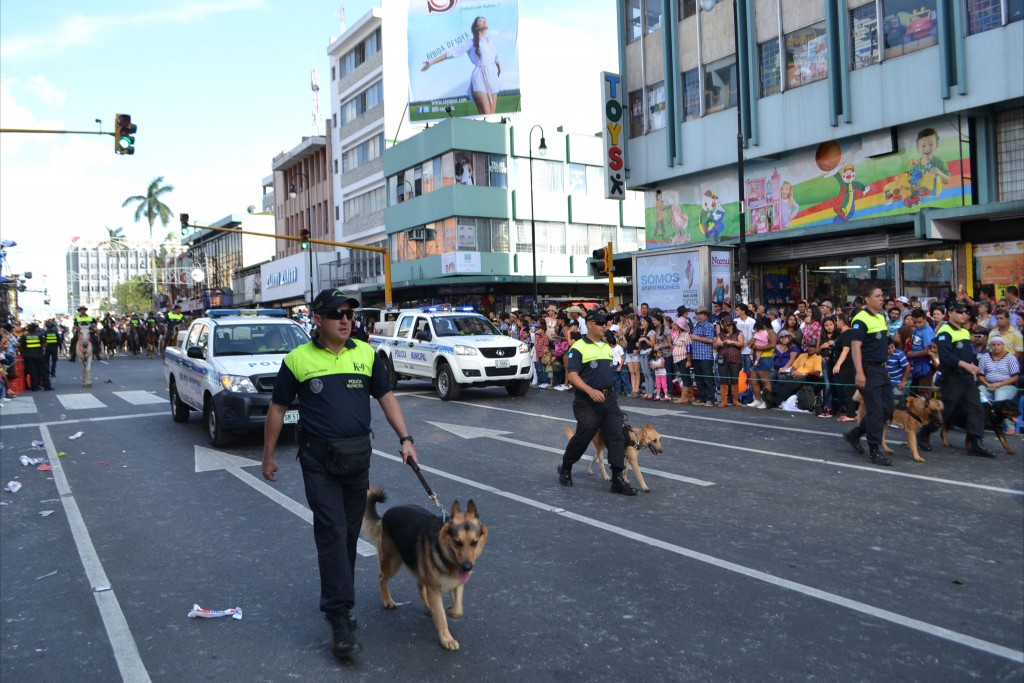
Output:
[
  {"xmin": 558, "ymin": 312, "xmax": 638, "ymax": 495},
  {"xmin": 70, "ymin": 305, "xmax": 100, "ymax": 361},
  {"xmin": 165, "ymin": 304, "xmax": 185, "ymax": 348},
  {"xmin": 842, "ymin": 287, "xmax": 893, "ymax": 465},
  {"xmin": 261, "ymin": 288, "xmax": 419, "ymax": 660},
  {"xmin": 44, "ymin": 320, "xmax": 62, "ymax": 378},
  {"xmin": 917, "ymin": 301, "xmax": 995, "ymax": 457},
  {"xmin": 20, "ymin": 322, "xmax": 53, "ymax": 391}
]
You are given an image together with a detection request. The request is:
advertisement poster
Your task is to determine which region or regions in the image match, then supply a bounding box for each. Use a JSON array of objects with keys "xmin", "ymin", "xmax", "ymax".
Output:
[
  {"xmin": 409, "ymin": 0, "xmax": 521, "ymax": 122},
  {"xmin": 974, "ymin": 241, "xmax": 1024, "ymax": 285},
  {"xmin": 441, "ymin": 251, "xmax": 482, "ymax": 275},
  {"xmin": 643, "ymin": 118, "xmax": 972, "ymax": 249},
  {"xmin": 635, "ymin": 250, "xmax": 701, "ymax": 311},
  {"xmin": 457, "ymin": 222, "xmax": 478, "ymax": 249},
  {"xmin": 709, "ymin": 250, "xmax": 731, "ymax": 304}
]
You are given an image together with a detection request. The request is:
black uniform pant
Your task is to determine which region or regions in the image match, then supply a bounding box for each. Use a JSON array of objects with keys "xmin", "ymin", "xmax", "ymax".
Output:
[
  {"xmin": 25, "ymin": 355, "xmax": 51, "ymax": 390},
  {"xmin": 46, "ymin": 348, "xmax": 58, "ymax": 377},
  {"xmin": 298, "ymin": 447, "xmax": 369, "ymax": 614},
  {"xmin": 852, "ymin": 363, "xmax": 891, "ymax": 447},
  {"xmin": 940, "ymin": 372, "xmax": 984, "ymax": 439},
  {"xmin": 562, "ymin": 392, "xmax": 625, "ymax": 473}
]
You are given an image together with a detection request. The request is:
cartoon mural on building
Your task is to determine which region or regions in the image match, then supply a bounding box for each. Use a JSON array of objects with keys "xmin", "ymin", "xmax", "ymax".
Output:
[{"xmin": 643, "ymin": 118, "xmax": 972, "ymax": 249}]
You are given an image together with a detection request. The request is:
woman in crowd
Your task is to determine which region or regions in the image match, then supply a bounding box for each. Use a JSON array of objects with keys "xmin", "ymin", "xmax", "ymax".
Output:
[
  {"xmin": 714, "ymin": 315, "xmax": 745, "ymax": 407},
  {"xmin": 746, "ymin": 316, "xmax": 775, "ymax": 409},
  {"xmin": 817, "ymin": 316, "xmax": 840, "ymax": 417},
  {"xmin": 670, "ymin": 319, "xmax": 691, "ymax": 391},
  {"xmin": 802, "ymin": 305, "xmax": 822, "ymax": 354},
  {"xmin": 830, "ymin": 313, "xmax": 857, "ymax": 422},
  {"xmin": 978, "ymin": 335, "xmax": 1020, "ymax": 434},
  {"xmin": 783, "ymin": 313, "xmax": 804, "ymax": 350},
  {"xmin": 772, "ymin": 329, "xmax": 799, "ymax": 383},
  {"xmin": 621, "ymin": 313, "xmax": 642, "ymax": 397},
  {"xmin": 653, "ymin": 313, "xmax": 674, "ymax": 390},
  {"xmin": 637, "ymin": 315, "xmax": 657, "ymax": 399}
]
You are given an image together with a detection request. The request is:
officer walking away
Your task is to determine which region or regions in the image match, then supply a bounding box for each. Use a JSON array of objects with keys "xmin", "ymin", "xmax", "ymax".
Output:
[
  {"xmin": 842, "ymin": 286, "xmax": 893, "ymax": 466},
  {"xmin": 165, "ymin": 304, "xmax": 184, "ymax": 349},
  {"xmin": 917, "ymin": 301, "xmax": 995, "ymax": 458},
  {"xmin": 261, "ymin": 288, "xmax": 419, "ymax": 660},
  {"xmin": 557, "ymin": 312, "xmax": 638, "ymax": 495},
  {"xmin": 20, "ymin": 323, "xmax": 53, "ymax": 391},
  {"xmin": 44, "ymin": 320, "xmax": 62, "ymax": 378}
]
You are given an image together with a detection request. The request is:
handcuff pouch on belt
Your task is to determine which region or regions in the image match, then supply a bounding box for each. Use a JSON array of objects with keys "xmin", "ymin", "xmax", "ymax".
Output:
[{"xmin": 302, "ymin": 430, "xmax": 373, "ymax": 477}]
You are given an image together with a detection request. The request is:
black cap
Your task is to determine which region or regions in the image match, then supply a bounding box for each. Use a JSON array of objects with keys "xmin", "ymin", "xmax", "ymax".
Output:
[
  {"xmin": 585, "ymin": 312, "xmax": 610, "ymax": 324},
  {"xmin": 949, "ymin": 302, "xmax": 969, "ymax": 313},
  {"xmin": 77, "ymin": 305, "xmax": 87, "ymax": 311},
  {"xmin": 173, "ymin": 304, "xmax": 181, "ymax": 309},
  {"xmin": 312, "ymin": 288, "xmax": 360, "ymax": 313}
]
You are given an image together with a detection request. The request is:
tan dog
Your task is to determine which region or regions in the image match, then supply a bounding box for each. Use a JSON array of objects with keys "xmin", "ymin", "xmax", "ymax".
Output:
[
  {"xmin": 362, "ymin": 486, "xmax": 488, "ymax": 651},
  {"xmin": 566, "ymin": 423, "xmax": 664, "ymax": 492},
  {"xmin": 672, "ymin": 386, "xmax": 696, "ymax": 404},
  {"xmin": 854, "ymin": 392, "xmax": 944, "ymax": 462}
]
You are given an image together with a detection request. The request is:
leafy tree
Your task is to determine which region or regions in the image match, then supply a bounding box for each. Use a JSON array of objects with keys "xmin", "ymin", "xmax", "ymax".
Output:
[
  {"xmin": 99, "ymin": 226, "xmax": 127, "ymax": 257},
  {"xmin": 111, "ymin": 277, "xmax": 152, "ymax": 315},
  {"xmin": 122, "ymin": 177, "xmax": 175, "ymax": 243}
]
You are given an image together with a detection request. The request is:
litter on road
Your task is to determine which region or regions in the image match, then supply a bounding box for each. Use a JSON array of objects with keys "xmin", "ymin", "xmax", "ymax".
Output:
[
  {"xmin": 4, "ymin": 481, "xmax": 22, "ymax": 493},
  {"xmin": 188, "ymin": 604, "xmax": 243, "ymax": 620}
]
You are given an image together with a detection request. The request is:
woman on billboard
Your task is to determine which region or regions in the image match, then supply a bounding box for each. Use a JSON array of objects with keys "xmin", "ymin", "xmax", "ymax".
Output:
[{"xmin": 421, "ymin": 16, "xmax": 502, "ymax": 115}]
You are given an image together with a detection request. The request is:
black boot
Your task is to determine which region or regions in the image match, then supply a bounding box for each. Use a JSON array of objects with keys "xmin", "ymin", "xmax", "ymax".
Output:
[
  {"xmin": 965, "ymin": 436, "xmax": 996, "ymax": 459},
  {"xmin": 916, "ymin": 426, "xmax": 933, "ymax": 452},
  {"xmin": 868, "ymin": 444, "xmax": 893, "ymax": 466},
  {"xmin": 557, "ymin": 463, "xmax": 573, "ymax": 487},
  {"xmin": 328, "ymin": 609, "xmax": 362, "ymax": 659},
  {"xmin": 843, "ymin": 428, "xmax": 864, "ymax": 454},
  {"xmin": 610, "ymin": 471, "xmax": 637, "ymax": 496}
]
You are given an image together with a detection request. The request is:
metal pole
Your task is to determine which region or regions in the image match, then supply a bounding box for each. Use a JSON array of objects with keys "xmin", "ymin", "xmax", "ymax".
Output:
[
  {"xmin": 528, "ymin": 125, "xmax": 545, "ymax": 311},
  {"xmin": 733, "ymin": 0, "xmax": 748, "ymax": 305}
]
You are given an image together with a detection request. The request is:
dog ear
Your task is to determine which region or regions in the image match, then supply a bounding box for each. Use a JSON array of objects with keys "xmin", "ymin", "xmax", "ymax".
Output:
[
  {"xmin": 450, "ymin": 500, "xmax": 462, "ymax": 516},
  {"xmin": 466, "ymin": 499, "xmax": 478, "ymax": 518}
]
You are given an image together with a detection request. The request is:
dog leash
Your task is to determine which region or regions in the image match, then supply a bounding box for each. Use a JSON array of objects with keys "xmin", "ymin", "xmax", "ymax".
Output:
[{"xmin": 406, "ymin": 460, "xmax": 448, "ymax": 521}]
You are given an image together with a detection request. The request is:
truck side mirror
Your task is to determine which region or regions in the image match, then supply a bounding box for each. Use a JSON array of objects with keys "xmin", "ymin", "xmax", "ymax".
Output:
[
  {"xmin": 186, "ymin": 345, "xmax": 205, "ymax": 360},
  {"xmin": 415, "ymin": 330, "xmax": 432, "ymax": 342}
]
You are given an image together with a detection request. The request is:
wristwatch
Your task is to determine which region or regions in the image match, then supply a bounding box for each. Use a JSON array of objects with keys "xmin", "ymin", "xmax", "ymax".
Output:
[{"xmin": 399, "ymin": 435, "xmax": 414, "ymax": 446}]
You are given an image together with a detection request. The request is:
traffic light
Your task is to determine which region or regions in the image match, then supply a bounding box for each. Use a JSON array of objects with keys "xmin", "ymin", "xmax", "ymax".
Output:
[
  {"xmin": 300, "ymin": 229, "xmax": 310, "ymax": 250},
  {"xmin": 591, "ymin": 242, "xmax": 614, "ymax": 278},
  {"xmin": 114, "ymin": 113, "xmax": 136, "ymax": 155},
  {"xmin": 180, "ymin": 213, "xmax": 190, "ymax": 236}
]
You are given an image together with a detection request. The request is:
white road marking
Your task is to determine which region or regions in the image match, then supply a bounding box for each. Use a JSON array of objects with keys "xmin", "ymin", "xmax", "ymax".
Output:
[
  {"xmin": 113, "ymin": 390, "xmax": 165, "ymax": 405},
  {"xmin": 0, "ymin": 396, "xmax": 37, "ymax": 415},
  {"xmin": 1, "ymin": 411, "xmax": 166, "ymax": 431},
  {"xmin": 57, "ymin": 394, "xmax": 106, "ymax": 410},
  {"xmin": 372, "ymin": 449, "xmax": 1024, "ymax": 664},
  {"xmin": 407, "ymin": 394, "xmax": 1024, "ymax": 496},
  {"xmin": 39, "ymin": 425, "xmax": 152, "ymax": 682}
]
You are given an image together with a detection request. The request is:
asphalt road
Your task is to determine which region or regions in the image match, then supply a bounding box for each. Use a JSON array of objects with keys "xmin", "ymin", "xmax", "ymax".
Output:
[{"xmin": 1, "ymin": 355, "xmax": 1022, "ymax": 682}]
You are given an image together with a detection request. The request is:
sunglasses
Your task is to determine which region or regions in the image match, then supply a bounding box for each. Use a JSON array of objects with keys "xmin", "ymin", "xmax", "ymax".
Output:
[{"xmin": 319, "ymin": 308, "xmax": 355, "ymax": 320}]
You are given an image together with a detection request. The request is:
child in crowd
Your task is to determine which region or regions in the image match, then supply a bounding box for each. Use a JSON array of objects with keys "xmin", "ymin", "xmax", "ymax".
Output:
[
  {"xmin": 649, "ymin": 347, "xmax": 669, "ymax": 400},
  {"xmin": 886, "ymin": 338, "xmax": 910, "ymax": 397}
]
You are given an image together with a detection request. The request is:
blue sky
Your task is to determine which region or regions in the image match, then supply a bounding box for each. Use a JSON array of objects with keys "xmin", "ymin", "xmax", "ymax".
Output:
[{"xmin": 0, "ymin": 0, "xmax": 616, "ymax": 318}]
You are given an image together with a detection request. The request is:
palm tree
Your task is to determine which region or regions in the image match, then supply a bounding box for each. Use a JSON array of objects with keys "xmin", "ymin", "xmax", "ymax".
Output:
[
  {"xmin": 122, "ymin": 177, "xmax": 175, "ymax": 305},
  {"xmin": 99, "ymin": 226, "xmax": 127, "ymax": 257}
]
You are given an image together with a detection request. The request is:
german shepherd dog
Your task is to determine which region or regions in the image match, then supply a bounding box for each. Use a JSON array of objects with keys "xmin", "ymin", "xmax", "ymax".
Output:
[
  {"xmin": 362, "ymin": 486, "xmax": 488, "ymax": 651},
  {"xmin": 941, "ymin": 399, "xmax": 1021, "ymax": 455},
  {"xmin": 567, "ymin": 420, "xmax": 665, "ymax": 492},
  {"xmin": 855, "ymin": 392, "xmax": 944, "ymax": 462}
]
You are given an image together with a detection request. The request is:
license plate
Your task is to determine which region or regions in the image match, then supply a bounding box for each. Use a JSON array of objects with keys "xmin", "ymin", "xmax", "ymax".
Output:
[
  {"xmin": 495, "ymin": 359, "xmax": 511, "ymax": 368},
  {"xmin": 283, "ymin": 410, "xmax": 299, "ymax": 424}
]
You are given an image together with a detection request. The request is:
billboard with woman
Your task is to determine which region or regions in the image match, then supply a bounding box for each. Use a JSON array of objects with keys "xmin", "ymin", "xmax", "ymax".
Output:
[{"xmin": 409, "ymin": 0, "xmax": 521, "ymax": 122}]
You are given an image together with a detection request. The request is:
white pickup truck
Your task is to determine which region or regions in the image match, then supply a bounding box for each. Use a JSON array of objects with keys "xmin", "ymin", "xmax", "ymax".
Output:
[
  {"xmin": 163, "ymin": 309, "xmax": 309, "ymax": 446},
  {"xmin": 369, "ymin": 308, "xmax": 533, "ymax": 400}
]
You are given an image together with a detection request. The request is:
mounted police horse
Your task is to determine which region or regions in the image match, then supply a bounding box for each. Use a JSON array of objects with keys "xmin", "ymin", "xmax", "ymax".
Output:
[
  {"xmin": 73, "ymin": 324, "xmax": 94, "ymax": 387},
  {"xmin": 145, "ymin": 321, "xmax": 162, "ymax": 358},
  {"xmin": 100, "ymin": 323, "xmax": 119, "ymax": 358}
]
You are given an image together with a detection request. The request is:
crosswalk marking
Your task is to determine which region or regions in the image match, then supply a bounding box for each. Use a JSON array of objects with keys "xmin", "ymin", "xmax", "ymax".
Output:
[
  {"xmin": 113, "ymin": 391, "xmax": 165, "ymax": 405},
  {"xmin": 57, "ymin": 394, "xmax": 107, "ymax": 410},
  {"xmin": 0, "ymin": 397, "xmax": 38, "ymax": 415}
]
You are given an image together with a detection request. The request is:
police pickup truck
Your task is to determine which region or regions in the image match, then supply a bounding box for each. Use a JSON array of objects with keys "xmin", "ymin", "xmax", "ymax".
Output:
[
  {"xmin": 369, "ymin": 307, "xmax": 533, "ymax": 400},
  {"xmin": 163, "ymin": 309, "xmax": 309, "ymax": 446}
]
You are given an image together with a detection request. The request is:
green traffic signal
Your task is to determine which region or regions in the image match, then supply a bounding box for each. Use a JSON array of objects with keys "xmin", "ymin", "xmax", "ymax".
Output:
[
  {"xmin": 300, "ymin": 229, "xmax": 310, "ymax": 250},
  {"xmin": 180, "ymin": 213, "xmax": 190, "ymax": 236},
  {"xmin": 114, "ymin": 113, "xmax": 136, "ymax": 155}
]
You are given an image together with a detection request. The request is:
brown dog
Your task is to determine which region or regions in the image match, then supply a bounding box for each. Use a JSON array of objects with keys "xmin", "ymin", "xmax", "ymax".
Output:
[
  {"xmin": 854, "ymin": 392, "xmax": 944, "ymax": 462},
  {"xmin": 362, "ymin": 486, "xmax": 488, "ymax": 651},
  {"xmin": 672, "ymin": 386, "xmax": 696, "ymax": 404},
  {"xmin": 566, "ymin": 423, "xmax": 664, "ymax": 492}
]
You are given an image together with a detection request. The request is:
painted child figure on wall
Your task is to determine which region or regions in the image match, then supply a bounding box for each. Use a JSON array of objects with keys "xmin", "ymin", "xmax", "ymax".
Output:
[
  {"xmin": 827, "ymin": 164, "xmax": 865, "ymax": 222},
  {"xmin": 909, "ymin": 127, "xmax": 951, "ymax": 199},
  {"xmin": 699, "ymin": 189, "xmax": 726, "ymax": 240}
]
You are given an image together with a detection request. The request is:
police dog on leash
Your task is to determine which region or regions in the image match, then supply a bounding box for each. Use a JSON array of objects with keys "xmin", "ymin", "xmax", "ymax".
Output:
[
  {"xmin": 362, "ymin": 486, "xmax": 488, "ymax": 651},
  {"xmin": 941, "ymin": 399, "xmax": 1020, "ymax": 455},
  {"xmin": 566, "ymin": 421, "xmax": 665, "ymax": 492},
  {"xmin": 854, "ymin": 392, "xmax": 944, "ymax": 462}
]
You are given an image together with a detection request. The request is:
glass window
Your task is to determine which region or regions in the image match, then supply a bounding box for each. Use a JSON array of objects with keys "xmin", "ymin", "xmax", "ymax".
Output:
[
  {"xmin": 475, "ymin": 218, "xmax": 493, "ymax": 252},
  {"xmin": 422, "ymin": 155, "xmax": 435, "ymax": 194},
  {"xmin": 532, "ymin": 159, "xmax": 564, "ymax": 193},
  {"xmin": 488, "ymin": 154, "xmax": 508, "ymax": 188},
  {"xmin": 902, "ymin": 249, "xmax": 953, "ymax": 300},
  {"xmin": 972, "ymin": 242, "xmax": 1024, "ymax": 301},
  {"xmin": 586, "ymin": 166, "xmax": 604, "ymax": 195},
  {"xmin": 567, "ymin": 224, "xmax": 589, "ymax": 255},
  {"xmin": 966, "ymin": 0, "xmax": 1002, "ymax": 34},
  {"xmin": 785, "ymin": 22, "xmax": 828, "ymax": 89},
  {"xmin": 995, "ymin": 107, "xmax": 1024, "ymax": 201},
  {"xmin": 646, "ymin": 0, "xmax": 663, "ymax": 32},
  {"xmin": 680, "ymin": 0, "xmax": 697, "ymax": 20},
  {"xmin": 491, "ymin": 219, "xmax": 510, "ymax": 253},
  {"xmin": 850, "ymin": 4, "xmax": 879, "ymax": 68},
  {"xmin": 681, "ymin": 68, "xmax": 701, "ymax": 120},
  {"xmin": 629, "ymin": 89, "xmax": 644, "ymax": 138},
  {"xmin": 627, "ymin": 0, "xmax": 643, "ymax": 42},
  {"xmin": 567, "ymin": 164, "xmax": 588, "ymax": 194},
  {"xmin": 758, "ymin": 40, "xmax": 781, "ymax": 97},
  {"xmin": 805, "ymin": 255, "xmax": 896, "ymax": 306},
  {"xmin": 441, "ymin": 152, "xmax": 456, "ymax": 187},
  {"xmin": 515, "ymin": 220, "xmax": 534, "ymax": 253},
  {"xmin": 882, "ymin": 0, "xmax": 938, "ymax": 59},
  {"xmin": 704, "ymin": 57, "xmax": 737, "ymax": 113},
  {"xmin": 647, "ymin": 81, "xmax": 667, "ymax": 130},
  {"xmin": 454, "ymin": 154, "xmax": 475, "ymax": 185}
]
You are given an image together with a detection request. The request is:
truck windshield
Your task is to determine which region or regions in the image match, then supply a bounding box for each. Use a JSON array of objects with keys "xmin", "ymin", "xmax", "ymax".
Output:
[
  {"xmin": 213, "ymin": 324, "xmax": 308, "ymax": 355},
  {"xmin": 432, "ymin": 315, "xmax": 501, "ymax": 337}
]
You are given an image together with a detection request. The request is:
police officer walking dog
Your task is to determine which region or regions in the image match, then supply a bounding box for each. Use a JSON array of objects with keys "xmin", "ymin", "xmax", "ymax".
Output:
[
  {"xmin": 842, "ymin": 286, "xmax": 893, "ymax": 466},
  {"xmin": 557, "ymin": 312, "xmax": 638, "ymax": 495},
  {"xmin": 916, "ymin": 301, "xmax": 995, "ymax": 458},
  {"xmin": 262, "ymin": 289, "xmax": 419, "ymax": 660}
]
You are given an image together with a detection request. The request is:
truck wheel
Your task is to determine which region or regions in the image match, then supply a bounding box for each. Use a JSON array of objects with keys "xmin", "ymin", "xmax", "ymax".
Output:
[
  {"xmin": 383, "ymin": 355, "xmax": 399, "ymax": 390},
  {"xmin": 169, "ymin": 380, "xmax": 190, "ymax": 423},
  {"xmin": 505, "ymin": 380, "xmax": 530, "ymax": 397},
  {"xmin": 436, "ymin": 362, "xmax": 461, "ymax": 401},
  {"xmin": 204, "ymin": 397, "xmax": 233, "ymax": 447}
]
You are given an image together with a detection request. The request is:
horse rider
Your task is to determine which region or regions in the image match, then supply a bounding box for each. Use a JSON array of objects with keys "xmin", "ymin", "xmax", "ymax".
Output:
[
  {"xmin": 44, "ymin": 320, "xmax": 62, "ymax": 379},
  {"xmin": 165, "ymin": 304, "xmax": 185, "ymax": 349},
  {"xmin": 20, "ymin": 322, "xmax": 53, "ymax": 391},
  {"xmin": 70, "ymin": 306, "xmax": 101, "ymax": 361}
]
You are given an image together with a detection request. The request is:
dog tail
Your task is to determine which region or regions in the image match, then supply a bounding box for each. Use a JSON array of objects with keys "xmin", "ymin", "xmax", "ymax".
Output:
[
  {"xmin": 362, "ymin": 485, "xmax": 387, "ymax": 543},
  {"xmin": 565, "ymin": 426, "xmax": 574, "ymax": 440}
]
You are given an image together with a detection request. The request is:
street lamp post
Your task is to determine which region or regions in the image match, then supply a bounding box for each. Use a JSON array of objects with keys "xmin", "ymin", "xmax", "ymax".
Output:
[
  {"xmin": 700, "ymin": 0, "xmax": 747, "ymax": 304},
  {"xmin": 527, "ymin": 125, "xmax": 547, "ymax": 311},
  {"xmin": 289, "ymin": 172, "xmax": 314, "ymax": 305}
]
